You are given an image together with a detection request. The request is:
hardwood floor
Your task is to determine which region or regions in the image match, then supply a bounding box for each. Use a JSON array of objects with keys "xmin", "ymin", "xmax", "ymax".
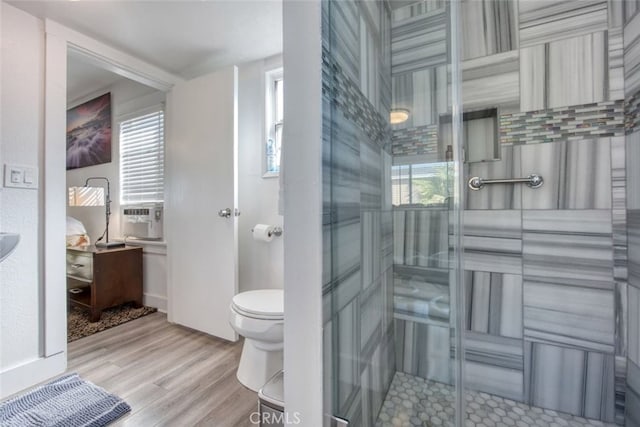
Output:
[{"xmin": 67, "ymin": 312, "xmax": 258, "ymax": 426}]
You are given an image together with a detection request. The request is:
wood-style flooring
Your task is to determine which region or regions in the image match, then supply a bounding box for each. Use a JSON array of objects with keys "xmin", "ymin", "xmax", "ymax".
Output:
[{"xmin": 67, "ymin": 312, "xmax": 258, "ymax": 426}]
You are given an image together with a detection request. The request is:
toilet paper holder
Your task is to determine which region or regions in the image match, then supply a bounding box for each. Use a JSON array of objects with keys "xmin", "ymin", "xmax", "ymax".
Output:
[{"xmin": 251, "ymin": 226, "xmax": 283, "ymax": 237}]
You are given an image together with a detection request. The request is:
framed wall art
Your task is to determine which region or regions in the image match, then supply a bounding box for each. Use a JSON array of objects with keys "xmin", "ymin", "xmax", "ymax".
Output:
[{"xmin": 66, "ymin": 92, "xmax": 112, "ymax": 170}]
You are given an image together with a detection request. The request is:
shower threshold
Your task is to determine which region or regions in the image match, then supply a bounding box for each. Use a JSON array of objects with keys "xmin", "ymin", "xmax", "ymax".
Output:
[{"xmin": 376, "ymin": 372, "xmax": 618, "ymax": 427}]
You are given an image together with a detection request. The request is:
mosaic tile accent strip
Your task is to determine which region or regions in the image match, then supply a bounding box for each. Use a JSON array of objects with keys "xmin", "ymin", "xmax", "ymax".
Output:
[
  {"xmin": 499, "ymin": 100, "xmax": 625, "ymax": 145},
  {"xmin": 389, "ymin": 101, "xmax": 633, "ymax": 152},
  {"xmin": 376, "ymin": 372, "xmax": 618, "ymax": 427},
  {"xmin": 391, "ymin": 125, "xmax": 438, "ymax": 157},
  {"xmin": 626, "ymin": 89, "xmax": 640, "ymax": 134},
  {"xmin": 323, "ymin": 48, "xmax": 392, "ymax": 151}
]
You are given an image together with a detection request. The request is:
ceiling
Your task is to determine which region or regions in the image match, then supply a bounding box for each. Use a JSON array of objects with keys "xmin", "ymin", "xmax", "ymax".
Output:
[{"xmin": 9, "ymin": 1, "xmax": 283, "ymax": 80}]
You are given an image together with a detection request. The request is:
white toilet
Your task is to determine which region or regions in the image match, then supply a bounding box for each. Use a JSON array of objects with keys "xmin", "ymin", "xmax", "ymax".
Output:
[{"xmin": 228, "ymin": 289, "xmax": 284, "ymax": 391}]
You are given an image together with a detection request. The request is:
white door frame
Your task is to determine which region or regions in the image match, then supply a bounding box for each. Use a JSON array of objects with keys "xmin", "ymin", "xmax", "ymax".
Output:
[{"xmin": 35, "ymin": 19, "xmax": 182, "ymax": 390}]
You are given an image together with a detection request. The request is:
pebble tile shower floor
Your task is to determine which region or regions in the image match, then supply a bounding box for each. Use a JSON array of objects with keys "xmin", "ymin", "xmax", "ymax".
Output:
[{"xmin": 376, "ymin": 372, "xmax": 618, "ymax": 427}]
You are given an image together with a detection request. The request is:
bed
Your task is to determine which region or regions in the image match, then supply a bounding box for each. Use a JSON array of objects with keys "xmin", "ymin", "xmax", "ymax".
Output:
[{"xmin": 66, "ymin": 216, "xmax": 90, "ymax": 248}]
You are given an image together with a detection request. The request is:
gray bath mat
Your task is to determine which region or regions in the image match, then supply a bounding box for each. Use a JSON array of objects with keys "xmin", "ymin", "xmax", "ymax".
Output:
[{"xmin": 0, "ymin": 373, "xmax": 130, "ymax": 426}]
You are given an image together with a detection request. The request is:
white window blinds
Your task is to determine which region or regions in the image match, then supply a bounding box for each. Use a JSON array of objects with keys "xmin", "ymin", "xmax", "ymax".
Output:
[{"xmin": 119, "ymin": 110, "xmax": 164, "ymax": 204}]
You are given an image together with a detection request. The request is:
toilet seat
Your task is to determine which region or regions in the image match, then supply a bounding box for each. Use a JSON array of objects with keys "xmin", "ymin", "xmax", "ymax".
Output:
[{"xmin": 231, "ymin": 289, "xmax": 284, "ymax": 320}]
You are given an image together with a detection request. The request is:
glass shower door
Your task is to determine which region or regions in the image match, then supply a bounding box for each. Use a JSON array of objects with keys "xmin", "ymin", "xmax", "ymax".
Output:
[{"xmin": 322, "ymin": 0, "xmax": 465, "ymax": 425}]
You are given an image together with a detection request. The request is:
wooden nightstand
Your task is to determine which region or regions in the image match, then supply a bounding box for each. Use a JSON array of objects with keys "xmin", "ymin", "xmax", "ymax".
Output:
[{"xmin": 66, "ymin": 245, "xmax": 143, "ymax": 322}]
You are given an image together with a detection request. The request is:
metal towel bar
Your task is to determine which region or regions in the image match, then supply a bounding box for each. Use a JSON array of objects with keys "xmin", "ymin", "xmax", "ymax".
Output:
[{"xmin": 468, "ymin": 174, "xmax": 544, "ymax": 191}]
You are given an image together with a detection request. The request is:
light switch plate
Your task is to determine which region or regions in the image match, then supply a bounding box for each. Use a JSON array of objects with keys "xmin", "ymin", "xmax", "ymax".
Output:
[
  {"xmin": 10, "ymin": 169, "xmax": 22, "ymax": 183},
  {"xmin": 3, "ymin": 164, "xmax": 38, "ymax": 190}
]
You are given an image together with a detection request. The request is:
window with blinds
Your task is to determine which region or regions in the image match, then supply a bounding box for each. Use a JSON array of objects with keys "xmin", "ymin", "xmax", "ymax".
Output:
[{"xmin": 119, "ymin": 110, "xmax": 164, "ymax": 204}]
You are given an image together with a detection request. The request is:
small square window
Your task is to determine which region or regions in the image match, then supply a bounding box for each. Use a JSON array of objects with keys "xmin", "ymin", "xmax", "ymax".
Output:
[{"xmin": 265, "ymin": 68, "xmax": 283, "ymax": 177}]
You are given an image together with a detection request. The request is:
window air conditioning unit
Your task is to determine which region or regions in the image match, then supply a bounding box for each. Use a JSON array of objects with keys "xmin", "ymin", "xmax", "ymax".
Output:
[{"xmin": 121, "ymin": 206, "xmax": 163, "ymax": 240}]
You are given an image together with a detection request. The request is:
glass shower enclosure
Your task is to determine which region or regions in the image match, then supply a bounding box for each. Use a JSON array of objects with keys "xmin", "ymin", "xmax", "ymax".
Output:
[
  {"xmin": 323, "ymin": 0, "xmax": 632, "ymax": 426},
  {"xmin": 322, "ymin": 0, "xmax": 464, "ymax": 425}
]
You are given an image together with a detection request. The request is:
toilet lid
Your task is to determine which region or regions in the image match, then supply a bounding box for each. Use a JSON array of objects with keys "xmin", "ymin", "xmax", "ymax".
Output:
[{"xmin": 232, "ymin": 289, "xmax": 284, "ymax": 320}]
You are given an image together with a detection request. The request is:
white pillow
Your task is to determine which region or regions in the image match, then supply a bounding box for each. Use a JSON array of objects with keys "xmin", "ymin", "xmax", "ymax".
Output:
[{"xmin": 66, "ymin": 216, "xmax": 87, "ymax": 236}]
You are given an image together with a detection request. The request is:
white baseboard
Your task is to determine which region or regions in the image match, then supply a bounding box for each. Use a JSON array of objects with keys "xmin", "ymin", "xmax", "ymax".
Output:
[
  {"xmin": 0, "ymin": 351, "xmax": 66, "ymax": 399},
  {"xmin": 143, "ymin": 292, "xmax": 167, "ymax": 312}
]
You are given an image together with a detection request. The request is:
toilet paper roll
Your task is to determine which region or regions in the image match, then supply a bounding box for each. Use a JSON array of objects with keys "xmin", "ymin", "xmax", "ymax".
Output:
[{"xmin": 252, "ymin": 224, "xmax": 274, "ymax": 242}]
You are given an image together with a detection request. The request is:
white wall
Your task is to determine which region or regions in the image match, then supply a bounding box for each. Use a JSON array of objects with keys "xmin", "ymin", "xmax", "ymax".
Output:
[
  {"xmin": 0, "ymin": 2, "xmax": 45, "ymax": 371},
  {"xmin": 282, "ymin": 0, "xmax": 324, "ymax": 424},
  {"xmin": 123, "ymin": 240, "xmax": 167, "ymax": 312},
  {"xmin": 238, "ymin": 55, "xmax": 284, "ymax": 293},
  {"xmin": 66, "ymin": 80, "xmax": 164, "ymax": 243}
]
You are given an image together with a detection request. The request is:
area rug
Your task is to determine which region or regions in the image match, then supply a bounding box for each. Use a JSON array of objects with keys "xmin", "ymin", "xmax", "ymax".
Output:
[
  {"xmin": 68, "ymin": 303, "xmax": 157, "ymax": 342},
  {"xmin": 0, "ymin": 373, "xmax": 130, "ymax": 426}
]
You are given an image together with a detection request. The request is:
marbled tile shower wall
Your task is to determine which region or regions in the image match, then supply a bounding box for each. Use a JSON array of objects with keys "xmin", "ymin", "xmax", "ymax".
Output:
[
  {"xmin": 322, "ymin": 1, "xmax": 395, "ymax": 426},
  {"xmin": 390, "ymin": 0, "xmax": 640, "ymax": 424}
]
